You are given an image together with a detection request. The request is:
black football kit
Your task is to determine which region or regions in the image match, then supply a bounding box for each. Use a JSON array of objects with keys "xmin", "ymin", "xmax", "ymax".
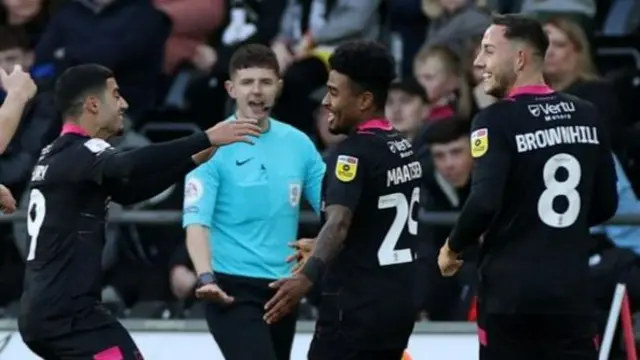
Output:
[
  {"xmin": 447, "ymin": 85, "xmax": 618, "ymax": 360},
  {"xmin": 308, "ymin": 119, "xmax": 423, "ymax": 360},
  {"xmin": 18, "ymin": 123, "xmax": 212, "ymax": 360}
]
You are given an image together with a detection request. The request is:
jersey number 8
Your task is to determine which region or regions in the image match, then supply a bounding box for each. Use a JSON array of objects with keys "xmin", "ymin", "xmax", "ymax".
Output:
[
  {"xmin": 377, "ymin": 187, "xmax": 420, "ymax": 267},
  {"xmin": 537, "ymin": 153, "xmax": 581, "ymax": 228},
  {"xmin": 26, "ymin": 189, "xmax": 46, "ymax": 261}
]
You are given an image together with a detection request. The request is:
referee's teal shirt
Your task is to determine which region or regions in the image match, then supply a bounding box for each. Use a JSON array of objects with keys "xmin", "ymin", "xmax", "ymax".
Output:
[{"xmin": 182, "ymin": 117, "xmax": 325, "ymax": 280}]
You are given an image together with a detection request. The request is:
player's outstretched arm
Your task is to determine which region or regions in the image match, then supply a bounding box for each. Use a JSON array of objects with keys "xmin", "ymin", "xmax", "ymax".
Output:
[
  {"xmin": 106, "ymin": 148, "xmax": 215, "ymax": 205},
  {"xmin": 0, "ymin": 65, "xmax": 37, "ymax": 154},
  {"xmin": 95, "ymin": 120, "xmax": 261, "ymax": 181}
]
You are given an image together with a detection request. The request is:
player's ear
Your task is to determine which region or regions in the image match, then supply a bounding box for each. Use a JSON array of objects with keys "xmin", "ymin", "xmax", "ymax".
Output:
[
  {"xmin": 84, "ymin": 95, "xmax": 100, "ymax": 114},
  {"xmin": 515, "ymin": 48, "xmax": 526, "ymax": 73},
  {"xmin": 224, "ymin": 79, "xmax": 236, "ymax": 99},
  {"xmin": 359, "ymin": 91, "xmax": 374, "ymax": 112}
]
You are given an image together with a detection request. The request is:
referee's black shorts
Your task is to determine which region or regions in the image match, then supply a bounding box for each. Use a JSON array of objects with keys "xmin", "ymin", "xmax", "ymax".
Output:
[
  {"xmin": 479, "ymin": 314, "xmax": 599, "ymax": 360},
  {"xmin": 23, "ymin": 319, "xmax": 142, "ymax": 360},
  {"xmin": 205, "ymin": 273, "xmax": 297, "ymax": 360}
]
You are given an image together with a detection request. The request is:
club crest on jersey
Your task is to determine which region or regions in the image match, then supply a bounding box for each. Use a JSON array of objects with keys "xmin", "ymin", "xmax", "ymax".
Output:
[
  {"xmin": 335, "ymin": 155, "xmax": 358, "ymax": 182},
  {"xmin": 470, "ymin": 128, "xmax": 488, "ymax": 158},
  {"xmin": 289, "ymin": 183, "xmax": 301, "ymax": 207}
]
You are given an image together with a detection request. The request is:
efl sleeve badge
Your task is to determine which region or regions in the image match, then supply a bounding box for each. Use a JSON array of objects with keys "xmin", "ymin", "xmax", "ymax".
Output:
[
  {"xmin": 335, "ymin": 155, "xmax": 359, "ymax": 182},
  {"xmin": 470, "ymin": 128, "xmax": 489, "ymax": 158}
]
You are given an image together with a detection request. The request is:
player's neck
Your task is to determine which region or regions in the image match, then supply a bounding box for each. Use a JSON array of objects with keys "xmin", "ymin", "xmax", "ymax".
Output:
[
  {"xmin": 68, "ymin": 117, "xmax": 104, "ymax": 139},
  {"xmin": 510, "ymin": 71, "xmax": 547, "ymax": 93}
]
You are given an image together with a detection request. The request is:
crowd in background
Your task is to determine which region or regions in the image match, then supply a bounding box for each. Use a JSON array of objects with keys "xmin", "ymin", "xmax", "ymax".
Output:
[{"xmin": 0, "ymin": 0, "xmax": 639, "ymax": 329}]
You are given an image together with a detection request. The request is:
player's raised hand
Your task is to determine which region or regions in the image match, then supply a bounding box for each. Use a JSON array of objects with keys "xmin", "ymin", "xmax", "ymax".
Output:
[
  {"xmin": 195, "ymin": 283, "xmax": 234, "ymax": 304},
  {"xmin": 264, "ymin": 274, "xmax": 312, "ymax": 324},
  {"xmin": 438, "ymin": 241, "xmax": 463, "ymax": 277},
  {"xmin": 0, "ymin": 65, "xmax": 37, "ymax": 100},
  {"xmin": 0, "ymin": 185, "xmax": 16, "ymax": 214},
  {"xmin": 205, "ymin": 119, "xmax": 261, "ymax": 146},
  {"xmin": 286, "ymin": 238, "xmax": 315, "ymax": 274}
]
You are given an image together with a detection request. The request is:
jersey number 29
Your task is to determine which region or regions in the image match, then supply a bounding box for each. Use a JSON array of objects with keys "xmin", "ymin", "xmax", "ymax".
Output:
[
  {"xmin": 377, "ymin": 187, "xmax": 419, "ymax": 266},
  {"xmin": 26, "ymin": 189, "xmax": 46, "ymax": 261},
  {"xmin": 537, "ymin": 153, "xmax": 581, "ymax": 228}
]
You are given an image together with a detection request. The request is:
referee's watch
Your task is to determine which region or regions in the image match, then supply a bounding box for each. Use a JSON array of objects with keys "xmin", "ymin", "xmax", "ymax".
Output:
[{"xmin": 197, "ymin": 272, "xmax": 216, "ymax": 287}]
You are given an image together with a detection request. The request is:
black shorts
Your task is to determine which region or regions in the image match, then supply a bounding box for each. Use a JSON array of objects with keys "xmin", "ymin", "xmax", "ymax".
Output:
[
  {"xmin": 479, "ymin": 314, "xmax": 598, "ymax": 360},
  {"xmin": 308, "ymin": 333, "xmax": 405, "ymax": 360},
  {"xmin": 24, "ymin": 320, "xmax": 141, "ymax": 360},
  {"xmin": 205, "ymin": 273, "xmax": 297, "ymax": 360}
]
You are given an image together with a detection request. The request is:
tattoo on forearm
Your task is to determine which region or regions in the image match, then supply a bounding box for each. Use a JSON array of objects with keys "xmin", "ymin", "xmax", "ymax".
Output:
[{"xmin": 313, "ymin": 205, "xmax": 352, "ymax": 262}]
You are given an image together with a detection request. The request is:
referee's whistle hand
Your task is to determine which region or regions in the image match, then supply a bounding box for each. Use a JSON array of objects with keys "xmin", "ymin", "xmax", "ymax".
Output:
[
  {"xmin": 206, "ymin": 118, "xmax": 261, "ymax": 146},
  {"xmin": 195, "ymin": 283, "xmax": 234, "ymax": 304}
]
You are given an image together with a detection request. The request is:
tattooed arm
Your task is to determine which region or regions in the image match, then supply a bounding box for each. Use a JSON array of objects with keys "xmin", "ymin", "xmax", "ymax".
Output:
[{"xmin": 310, "ymin": 205, "xmax": 352, "ymax": 260}]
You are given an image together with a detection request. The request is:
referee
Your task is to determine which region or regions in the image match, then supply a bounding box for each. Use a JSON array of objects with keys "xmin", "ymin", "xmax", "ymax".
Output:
[{"xmin": 183, "ymin": 44, "xmax": 325, "ymax": 360}]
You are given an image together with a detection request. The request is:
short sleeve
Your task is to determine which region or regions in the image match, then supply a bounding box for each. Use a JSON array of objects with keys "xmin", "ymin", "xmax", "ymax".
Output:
[
  {"xmin": 303, "ymin": 137, "xmax": 326, "ymax": 214},
  {"xmin": 182, "ymin": 162, "xmax": 220, "ymax": 228},
  {"xmin": 75, "ymin": 138, "xmax": 118, "ymax": 184},
  {"xmin": 324, "ymin": 139, "xmax": 365, "ymax": 212}
]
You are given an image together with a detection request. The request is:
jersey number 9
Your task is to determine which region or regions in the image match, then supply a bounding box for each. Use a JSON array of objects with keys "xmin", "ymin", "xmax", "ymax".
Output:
[
  {"xmin": 26, "ymin": 189, "xmax": 46, "ymax": 261},
  {"xmin": 538, "ymin": 153, "xmax": 582, "ymax": 228},
  {"xmin": 377, "ymin": 187, "xmax": 420, "ymax": 267}
]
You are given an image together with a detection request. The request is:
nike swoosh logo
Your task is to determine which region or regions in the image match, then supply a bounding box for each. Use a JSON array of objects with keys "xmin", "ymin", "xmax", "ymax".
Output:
[{"xmin": 236, "ymin": 158, "xmax": 253, "ymax": 166}]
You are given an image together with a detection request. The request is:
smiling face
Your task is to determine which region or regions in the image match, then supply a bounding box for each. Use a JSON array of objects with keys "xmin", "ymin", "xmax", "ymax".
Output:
[
  {"xmin": 473, "ymin": 24, "xmax": 519, "ymax": 99},
  {"xmin": 322, "ymin": 70, "xmax": 366, "ymax": 135},
  {"xmin": 93, "ymin": 77, "xmax": 128, "ymax": 136}
]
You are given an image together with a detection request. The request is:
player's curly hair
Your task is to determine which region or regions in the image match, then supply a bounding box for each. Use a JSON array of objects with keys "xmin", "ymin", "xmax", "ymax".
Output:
[{"xmin": 328, "ymin": 40, "xmax": 396, "ymax": 110}]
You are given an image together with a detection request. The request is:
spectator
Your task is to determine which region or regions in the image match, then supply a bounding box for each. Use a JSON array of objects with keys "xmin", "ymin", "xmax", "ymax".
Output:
[
  {"xmin": 0, "ymin": 0, "xmax": 51, "ymax": 46},
  {"xmin": 154, "ymin": 0, "xmax": 225, "ymax": 76},
  {"xmin": 33, "ymin": 0, "xmax": 171, "ymax": 124},
  {"xmin": 543, "ymin": 17, "xmax": 626, "ymax": 154},
  {"xmin": 0, "ymin": 25, "xmax": 58, "ymax": 309},
  {"xmin": 422, "ymin": 0, "xmax": 491, "ymax": 56},
  {"xmin": 418, "ymin": 118, "xmax": 476, "ymax": 321},
  {"xmin": 271, "ymin": 0, "xmax": 383, "ymax": 134},
  {"xmin": 389, "ymin": 0, "xmax": 429, "ymax": 77},
  {"xmin": 0, "ymin": 25, "xmax": 57, "ymax": 198},
  {"xmin": 413, "ymin": 44, "xmax": 473, "ymax": 121},
  {"xmin": 520, "ymin": 0, "xmax": 596, "ymax": 34},
  {"xmin": 385, "ymin": 77, "xmax": 429, "ymax": 142}
]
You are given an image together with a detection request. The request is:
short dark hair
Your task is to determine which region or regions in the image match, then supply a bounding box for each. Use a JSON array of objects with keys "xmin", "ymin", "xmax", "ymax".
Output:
[
  {"xmin": 0, "ymin": 26, "xmax": 29, "ymax": 52},
  {"xmin": 329, "ymin": 40, "xmax": 396, "ymax": 109},
  {"xmin": 229, "ymin": 43, "xmax": 279, "ymax": 76},
  {"xmin": 422, "ymin": 118, "xmax": 470, "ymax": 145},
  {"xmin": 54, "ymin": 64, "xmax": 114, "ymax": 117},
  {"xmin": 491, "ymin": 13, "xmax": 549, "ymax": 62}
]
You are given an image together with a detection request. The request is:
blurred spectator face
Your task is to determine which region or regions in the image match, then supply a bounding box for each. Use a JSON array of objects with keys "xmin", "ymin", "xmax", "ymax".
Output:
[
  {"xmin": 431, "ymin": 137, "xmax": 473, "ymax": 187},
  {"xmin": 322, "ymin": 70, "xmax": 361, "ymax": 135},
  {"xmin": 414, "ymin": 55, "xmax": 459, "ymax": 104},
  {"xmin": 0, "ymin": 47, "xmax": 31, "ymax": 73},
  {"xmin": 226, "ymin": 67, "xmax": 281, "ymax": 122},
  {"xmin": 438, "ymin": 0, "xmax": 468, "ymax": 12},
  {"xmin": 2, "ymin": 0, "xmax": 42, "ymax": 24},
  {"xmin": 385, "ymin": 88, "xmax": 428, "ymax": 139},
  {"xmin": 95, "ymin": 78, "xmax": 129, "ymax": 136},
  {"xmin": 0, "ymin": 26, "xmax": 32, "ymax": 73},
  {"xmin": 543, "ymin": 24, "xmax": 578, "ymax": 79},
  {"xmin": 473, "ymin": 24, "xmax": 517, "ymax": 99}
]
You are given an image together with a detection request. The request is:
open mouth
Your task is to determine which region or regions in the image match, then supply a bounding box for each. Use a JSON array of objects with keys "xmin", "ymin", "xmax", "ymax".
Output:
[
  {"xmin": 327, "ymin": 111, "xmax": 336, "ymax": 125},
  {"xmin": 248, "ymin": 100, "xmax": 269, "ymax": 114}
]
